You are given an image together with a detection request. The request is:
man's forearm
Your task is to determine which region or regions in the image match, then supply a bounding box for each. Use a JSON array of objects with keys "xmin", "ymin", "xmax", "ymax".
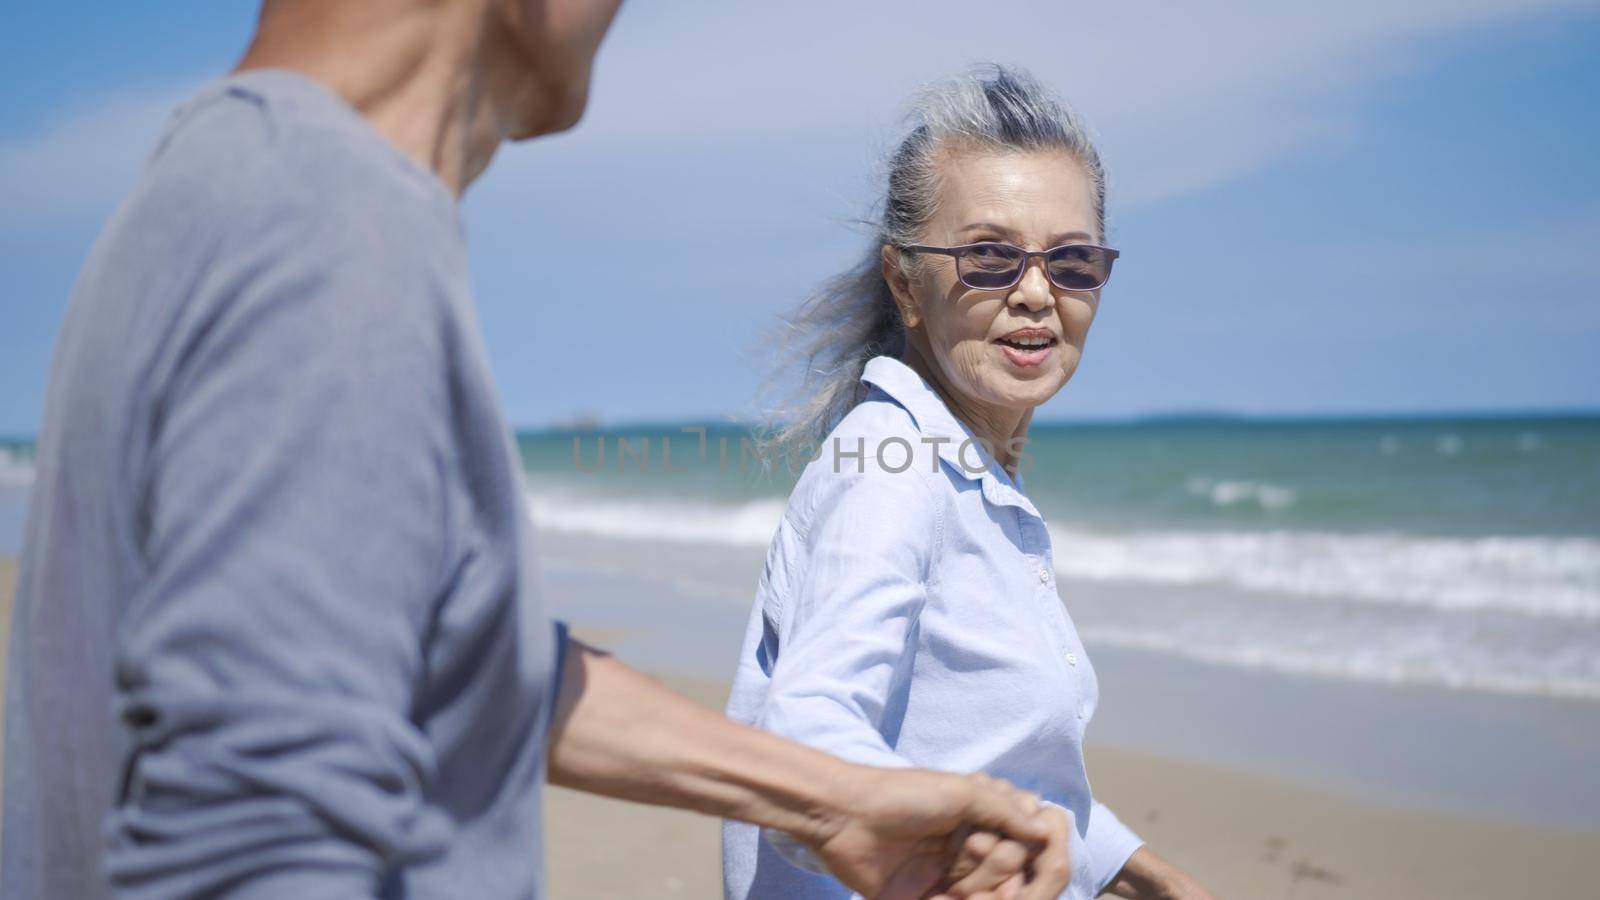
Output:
[{"xmin": 546, "ymin": 638, "xmax": 855, "ymax": 845}]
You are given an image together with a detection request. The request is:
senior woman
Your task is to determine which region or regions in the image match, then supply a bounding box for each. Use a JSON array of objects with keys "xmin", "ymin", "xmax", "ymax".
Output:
[{"xmin": 722, "ymin": 68, "xmax": 1215, "ymax": 900}]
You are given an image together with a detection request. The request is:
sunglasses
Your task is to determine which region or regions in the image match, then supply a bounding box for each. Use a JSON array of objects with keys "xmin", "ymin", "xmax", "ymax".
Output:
[{"xmin": 899, "ymin": 241, "xmax": 1120, "ymax": 292}]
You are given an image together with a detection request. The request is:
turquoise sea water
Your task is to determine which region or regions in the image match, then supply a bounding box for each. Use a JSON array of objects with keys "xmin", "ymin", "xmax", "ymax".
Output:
[
  {"xmin": 513, "ymin": 413, "xmax": 1600, "ymax": 699},
  {"xmin": 518, "ymin": 414, "xmax": 1600, "ymax": 538},
  {"xmin": 3, "ymin": 412, "xmax": 1597, "ymax": 698}
]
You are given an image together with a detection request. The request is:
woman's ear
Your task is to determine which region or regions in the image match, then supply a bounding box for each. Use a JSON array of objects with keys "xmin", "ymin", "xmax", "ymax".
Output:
[{"xmin": 881, "ymin": 245, "xmax": 922, "ymax": 329}]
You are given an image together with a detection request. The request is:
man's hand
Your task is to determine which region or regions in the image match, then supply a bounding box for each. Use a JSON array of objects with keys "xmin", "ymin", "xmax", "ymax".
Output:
[{"xmin": 804, "ymin": 768, "xmax": 1073, "ymax": 900}]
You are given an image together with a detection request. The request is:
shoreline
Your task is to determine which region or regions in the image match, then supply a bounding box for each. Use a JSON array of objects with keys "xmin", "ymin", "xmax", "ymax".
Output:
[{"xmin": 535, "ymin": 531, "xmax": 1600, "ymax": 830}]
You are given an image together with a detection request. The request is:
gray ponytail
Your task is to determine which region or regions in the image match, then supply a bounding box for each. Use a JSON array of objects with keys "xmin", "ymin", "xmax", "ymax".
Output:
[{"xmin": 760, "ymin": 64, "xmax": 1107, "ymax": 463}]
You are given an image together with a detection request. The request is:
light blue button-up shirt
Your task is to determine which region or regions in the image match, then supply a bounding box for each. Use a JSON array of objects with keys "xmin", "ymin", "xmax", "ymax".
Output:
[{"xmin": 723, "ymin": 355, "xmax": 1143, "ymax": 899}]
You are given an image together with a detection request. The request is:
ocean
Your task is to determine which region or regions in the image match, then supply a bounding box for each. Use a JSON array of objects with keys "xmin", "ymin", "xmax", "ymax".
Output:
[{"xmin": 3, "ymin": 412, "xmax": 1597, "ymax": 701}]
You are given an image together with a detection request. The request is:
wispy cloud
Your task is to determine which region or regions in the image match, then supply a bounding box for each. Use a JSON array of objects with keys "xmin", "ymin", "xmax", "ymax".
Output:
[
  {"xmin": 514, "ymin": 0, "xmax": 1600, "ymax": 208},
  {"xmin": 2, "ymin": 0, "xmax": 1593, "ymax": 230},
  {"xmin": 0, "ymin": 86, "xmax": 190, "ymax": 228}
]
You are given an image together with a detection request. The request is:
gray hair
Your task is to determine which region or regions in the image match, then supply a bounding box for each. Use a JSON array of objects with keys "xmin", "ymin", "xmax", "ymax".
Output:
[{"xmin": 759, "ymin": 64, "xmax": 1107, "ymax": 465}]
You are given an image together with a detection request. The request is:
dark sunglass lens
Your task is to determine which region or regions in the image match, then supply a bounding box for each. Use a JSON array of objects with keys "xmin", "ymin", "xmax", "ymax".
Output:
[
  {"xmin": 1047, "ymin": 246, "xmax": 1110, "ymax": 290},
  {"xmin": 958, "ymin": 244, "xmax": 1025, "ymax": 289}
]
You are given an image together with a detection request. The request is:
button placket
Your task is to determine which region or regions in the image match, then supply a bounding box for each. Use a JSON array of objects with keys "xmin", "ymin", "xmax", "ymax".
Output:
[
  {"xmin": 1028, "ymin": 521, "xmax": 1089, "ymax": 719},
  {"xmin": 1057, "ymin": 600, "xmax": 1094, "ymax": 722},
  {"xmin": 1019, "ymin": 514, "xmax": 1077, "ymax": 678}
]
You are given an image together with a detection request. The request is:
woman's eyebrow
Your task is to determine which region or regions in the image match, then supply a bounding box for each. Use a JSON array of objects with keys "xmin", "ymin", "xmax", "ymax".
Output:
[
  {"xmin": 957, "ymin": 223, "xmax": 1095, "ymax": 245},
  {"xmin": 1048, "ymin": 230, "xmax": 1096, "ymax": 245},
  {"xmin": 957, "ymin": 222, "xmax": 1021, "ymax": 240}
]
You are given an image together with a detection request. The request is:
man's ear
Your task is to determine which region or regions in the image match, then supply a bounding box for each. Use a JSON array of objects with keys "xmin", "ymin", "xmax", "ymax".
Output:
[{"xmin": 881, "ymin": 245, "xmax": 922, "ymax": 329}]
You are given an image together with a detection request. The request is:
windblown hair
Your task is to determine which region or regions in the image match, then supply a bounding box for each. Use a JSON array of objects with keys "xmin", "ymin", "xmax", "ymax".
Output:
[{"xmin": 759, "ymin": 64, "xmax": 1108, "ymax": 464}]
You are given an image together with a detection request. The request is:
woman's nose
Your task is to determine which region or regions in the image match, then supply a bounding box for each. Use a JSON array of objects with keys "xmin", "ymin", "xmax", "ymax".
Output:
[{"xmin": 1008, "ymin": 261, "xmax": 1053, "ymax": 312}]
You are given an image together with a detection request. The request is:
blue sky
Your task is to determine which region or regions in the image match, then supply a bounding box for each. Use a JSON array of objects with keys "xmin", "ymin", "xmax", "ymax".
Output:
[{"xmin": 2, "ymin": 1, "xmax": 1598, "ymax": 435}]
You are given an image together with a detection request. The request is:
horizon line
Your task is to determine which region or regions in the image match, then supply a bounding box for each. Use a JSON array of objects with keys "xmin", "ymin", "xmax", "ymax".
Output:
[
  {"xmin": 2, "ymin": 403, "xmax": 1596, "ymax": 447},
  {"xmin": 506, "ymin": 403, "xmax": 1600, "ymax": 439}
]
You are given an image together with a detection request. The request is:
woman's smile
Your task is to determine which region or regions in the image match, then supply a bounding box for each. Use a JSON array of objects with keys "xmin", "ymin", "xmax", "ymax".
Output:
[{"xmin": 993, "ymin": 326, "xmax": 1059, "ymax": 368}]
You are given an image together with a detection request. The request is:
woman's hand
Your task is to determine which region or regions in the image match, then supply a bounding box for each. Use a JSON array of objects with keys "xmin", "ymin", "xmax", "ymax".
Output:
[
  {"xmin": 924, "ymin": 803, "xmax": 1075, "ymax": 900},
  {"xmin": 1104, "ymin": 846, "xmax": 1216, "ymax": 900}
]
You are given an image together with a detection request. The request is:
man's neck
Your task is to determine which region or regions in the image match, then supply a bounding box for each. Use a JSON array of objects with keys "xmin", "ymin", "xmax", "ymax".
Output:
[{"xmin": 234, "ymin": 1, "xmax": 525, "ymax": 196}]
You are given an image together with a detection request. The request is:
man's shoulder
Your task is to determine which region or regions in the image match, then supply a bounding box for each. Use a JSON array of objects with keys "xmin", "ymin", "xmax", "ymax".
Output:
[
  {"xmin": 94, "ymin": 71, "xmax": 470, "ymax": 336},
  {"xmin": 135, "ymin": 70, "xmax": 460, "ymax": 259},
  {"xmin": 57, "ymin": 71, "xmax": 473, "ymax": 416}
]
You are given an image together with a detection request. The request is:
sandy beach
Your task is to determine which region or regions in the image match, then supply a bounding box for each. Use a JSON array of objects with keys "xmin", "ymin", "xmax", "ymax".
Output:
[
  {"xmin": 4, "ymin": 545, "xmax": 1597, "ymax": 898},
  {"xmin": 546, "ymin": 670, "xmax": 1597, "ymax": 900}
]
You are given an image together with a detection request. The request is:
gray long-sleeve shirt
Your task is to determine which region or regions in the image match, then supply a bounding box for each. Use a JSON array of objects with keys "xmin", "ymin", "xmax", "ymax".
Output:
[{"xmin": 1, "ymin": 69, "xmax": 566, "ymax": 899}]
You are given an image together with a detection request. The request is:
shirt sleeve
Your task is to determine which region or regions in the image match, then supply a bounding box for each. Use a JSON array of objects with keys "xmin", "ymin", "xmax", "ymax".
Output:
[
  {"xmin": 759, "ymin": 460, "xmax": 938, "ymax": 770},
  {"xmin": 757, "ymin": 458, "xmax": 937, "ymax": 873},
  {"xmin": 103, "ymin": 228, "xmax": 460, "ymax": 898},
  {"xmin": 1085, "ymin": 799, "xmax": 1144, "ymax": 895}
]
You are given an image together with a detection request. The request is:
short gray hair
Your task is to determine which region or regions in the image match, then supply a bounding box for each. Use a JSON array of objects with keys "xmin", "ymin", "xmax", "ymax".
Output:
[{"xmin": 760, "ymin": 64, "xmax": 1107, "ymax": 464}]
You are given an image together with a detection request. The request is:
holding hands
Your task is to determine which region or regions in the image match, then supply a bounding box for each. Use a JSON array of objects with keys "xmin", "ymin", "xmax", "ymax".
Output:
[
  {"xmin": 549, "ymin": 641, "xmax": 1070, "ymax": 899},
  {"xmin": 793, "ymin": 768, "xmax": 1074, "ymax": 899}
]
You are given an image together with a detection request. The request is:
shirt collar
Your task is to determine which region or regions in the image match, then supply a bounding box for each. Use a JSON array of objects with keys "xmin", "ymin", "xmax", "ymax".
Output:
[{"xmin": 859, "ymin": 356, "xmax": 1040, "ymax": 517}]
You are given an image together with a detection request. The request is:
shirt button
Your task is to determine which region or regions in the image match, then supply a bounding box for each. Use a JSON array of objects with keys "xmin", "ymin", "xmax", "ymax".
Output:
[
  {"xmin": 1065, "ymin": 652, "xmax": 1078, "ymax": 666},
  {"xmin": 1038, "ymin": 568, "xmax": 1050, "ymax": 583}
]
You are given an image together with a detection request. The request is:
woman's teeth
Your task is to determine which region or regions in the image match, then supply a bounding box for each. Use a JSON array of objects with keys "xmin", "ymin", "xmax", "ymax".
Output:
[{"xmin": 998, "ymin": 336, "xmax": 1054, "ymax": 349}]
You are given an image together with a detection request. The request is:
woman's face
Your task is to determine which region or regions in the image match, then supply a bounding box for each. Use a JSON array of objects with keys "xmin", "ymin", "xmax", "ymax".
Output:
[{"xmin": 887, "ymin": 148, "xmax": 1103, "ymax": 416}]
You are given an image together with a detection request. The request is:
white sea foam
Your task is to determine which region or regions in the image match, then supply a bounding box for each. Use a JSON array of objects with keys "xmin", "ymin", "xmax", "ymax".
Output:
[
  {"xmin": 0, "ymin": 447, "xmax": 35, "ymax": 488},
  {"xmin": 529, "ymin": 493, "xmax": 786, "ymax": 546},
  {"xmin": 523, "ymin": 487, "xmax": 1600, "ymax": 698},
  {"xmin": 523, "ymin": 489, "xmax": 1600, "ymax": 620},
  {"xmin": 1184, "ymin": 476, "xmax": 1296, "ymax": 510},
  {"xmin": 1050, "ymin": 525, "xmax": 1600, "ymax": 619},
  {"xmin": 1079, "ymin": 624, "xmax": 1600, "ymax": 701}
]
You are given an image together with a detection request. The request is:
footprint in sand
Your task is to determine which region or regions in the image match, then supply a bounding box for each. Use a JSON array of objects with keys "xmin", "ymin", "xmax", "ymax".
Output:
[{"xmin": 1290, "ymin": 858, "xmax": 1343, "ymax": 885}]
